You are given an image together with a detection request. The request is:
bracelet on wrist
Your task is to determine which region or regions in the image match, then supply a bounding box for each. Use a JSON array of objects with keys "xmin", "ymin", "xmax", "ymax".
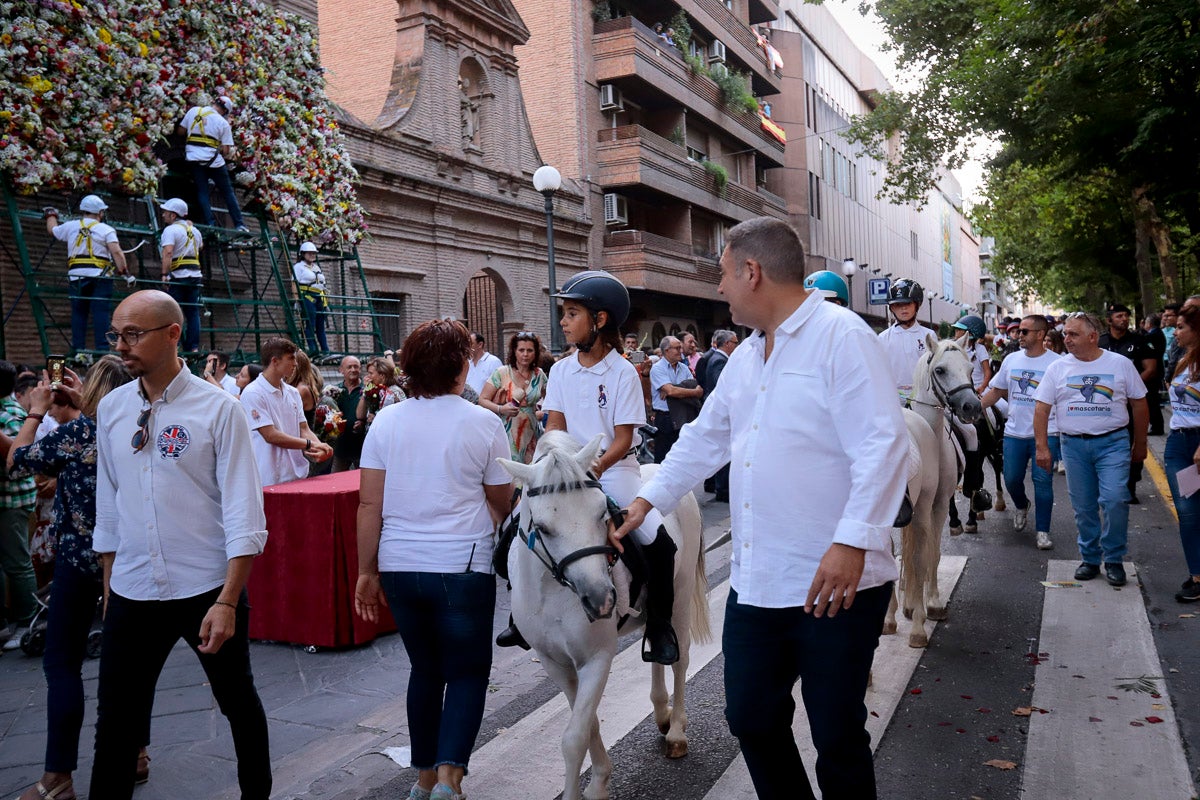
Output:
[
  {"xmin": 212, "ymin": 600, "xmax": 236, "ymax": 610},
  {"xmin": 26, "ymin": 413, "xmax": 45, "ymax": 422}
]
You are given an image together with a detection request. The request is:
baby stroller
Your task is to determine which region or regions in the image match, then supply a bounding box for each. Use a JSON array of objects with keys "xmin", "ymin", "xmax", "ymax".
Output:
[{"xmin": 19, "ymin": 583, "xmax": 104, "ymax": 659}]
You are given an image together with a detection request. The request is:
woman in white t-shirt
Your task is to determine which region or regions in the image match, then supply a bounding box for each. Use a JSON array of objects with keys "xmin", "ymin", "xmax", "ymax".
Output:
[
  {"xmin": 1164, "ymin": 305, "xmax": 1200, "ymax": 603},
  {"xmin": 354, "ymin": 320, "xmax": 512, "ymax": 800},
  {"xmin": 496, "ymin": 270, "xmax": 681, "ymax": 666}
]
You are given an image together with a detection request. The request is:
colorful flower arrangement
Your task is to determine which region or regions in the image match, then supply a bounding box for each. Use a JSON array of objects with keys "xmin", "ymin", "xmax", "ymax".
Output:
[
  {"xmin": 361, "ymin": 381, "xmax": 383, "ymax": 414},
  {"xmin": 312, "ymin": 401, "xmax": 345, "ymax": 444},
  {"xmin": 0, "ymin": 0, "xmax": 366, "ymax": 244}
]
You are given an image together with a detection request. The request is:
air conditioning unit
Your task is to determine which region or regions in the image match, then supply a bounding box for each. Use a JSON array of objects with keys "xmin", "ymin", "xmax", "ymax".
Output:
[
  {"xmin": 709, "ymin": 39, "xmax": 727, "ymax": 63},
  {"xmin": 709, "ymin": 62, "xmax": 729, "ymax": 78},
  {"xmin": 599, "ymin": 84, "xmax": 623, "ymax": 111},
  {"xmin": 603, "ymin": 193, "xmax": 628, "ymax": 226}
]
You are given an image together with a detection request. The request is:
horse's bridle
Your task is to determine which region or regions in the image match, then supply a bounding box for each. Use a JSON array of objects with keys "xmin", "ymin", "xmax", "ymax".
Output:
[
  {"xmin": 517, "ymin": 479, "xmax": 622, "ymax": 592},
  {"xmin": 908, "ymin": 348, "xmax": 977, "ymax": 421}
]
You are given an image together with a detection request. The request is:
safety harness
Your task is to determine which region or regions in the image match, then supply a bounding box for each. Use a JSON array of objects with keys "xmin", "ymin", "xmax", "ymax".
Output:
[
  {"xmin": 186, "ymin": 107, "xmax": 222, "ymax": 149},
  {"xmin": 297, "ymin": 263, "xmax": 328, "ymax": 307},
  {"xmin": 169, "ymin": 222, "xmax": 201, "ymax": 274},
  {"xmin": 67, "ymin": 219, "xmax": 112, "ymax": 273}
]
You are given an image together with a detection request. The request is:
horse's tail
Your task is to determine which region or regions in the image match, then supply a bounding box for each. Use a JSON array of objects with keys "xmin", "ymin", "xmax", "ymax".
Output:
[{"xmin": 689, "ymin": 535, "xmax": 712, "ymax": 645}]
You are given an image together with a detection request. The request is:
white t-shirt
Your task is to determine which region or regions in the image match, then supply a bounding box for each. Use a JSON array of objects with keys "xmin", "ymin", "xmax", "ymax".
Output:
[
  {"xmin": 52, "ymin": 218, "xmax": 118, "ymax": 278},
  {"xmin": 219, "ymin": 373, "xmax": 240, "ymax": 396},
  {"xmin": 360, "ymin": 395, "xmax": 511, "ymax": 573},
  {"xmin": 1169, "ymin": 368, "xmax": 1200, "ymax": 431},
  {"xmin": 160, "ymin": 220, "xmax": 203, "ymax": 280},
  {"xmin": 181, "ymin": 105, "xmax": 233, "ymax": 168},
  {"xmin": 991, "ymin": 350, "xmax": 1060, "ymax": 438},
  {"xmin": 878, "ymin": 323, "xmax": 932, "ymax": 400},
  {"xmin": 466, "ymin": 352, "xmax": 503, "ymax": 395},
  {"xmin": 543, "ymin": 347, "xmax": 647, "ymax": 472},
  {"xmin": 1034, "ymin": 350, "xmax": 1148, "ymax": 436},
  {"xmin": 292, "ymin": 260, "xmax": 326, "ymax": 290},
  {"xmin": 965, "ymin": 341, "xmax": 990, "ymax": 387},
  {"xmin": 239, "ymin": 375, "xmax": 309, "ymax": 486}
]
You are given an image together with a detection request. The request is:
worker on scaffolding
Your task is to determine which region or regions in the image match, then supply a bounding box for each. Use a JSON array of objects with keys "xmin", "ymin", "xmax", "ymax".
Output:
[
  {"xmin": 158, "ymin": 198, "xmax": 205, "ymax": 353},
  {"xmin": 45, "ymin": 195, "xmax": 130, "ymax": 353},
  {"xmin": 292, "ymin": 242, "xmax": 330, "ymax": 354},
  {"xmin": 176, "ymin": 96, "xmax": 250, "ymax": 233}
]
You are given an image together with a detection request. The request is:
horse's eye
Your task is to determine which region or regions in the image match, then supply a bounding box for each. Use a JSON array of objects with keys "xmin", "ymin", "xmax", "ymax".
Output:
[{"xmin": 935, "ymin": 366, "xmax": 945, "ymax": 375}]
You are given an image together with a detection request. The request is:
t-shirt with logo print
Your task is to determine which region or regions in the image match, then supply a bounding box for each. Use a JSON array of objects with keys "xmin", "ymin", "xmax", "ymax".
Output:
[
  {"xmin": 1169, "ymin": 367, "xmax": 1200, "ymax": 431},
  {"xmin": 1033, "ymin": 350, "xmax": 1148, "ymax": 436},
  {"xmin": 543, "ymin": 347, "xmax": 645, "ymax": 471},
  {"xmin": 990, "ymin": 350, "xmax": 1060, "ymax": 438}
]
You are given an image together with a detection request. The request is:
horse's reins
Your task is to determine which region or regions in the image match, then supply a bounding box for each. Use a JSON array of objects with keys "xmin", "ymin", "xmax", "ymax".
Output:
[
  {"xmin": 519, "ymin": 479, "xmax": 622, "ymax": 592},
  {"xmin": 908, "ymin": 348, "xmax": 977, "ymax": 419}
]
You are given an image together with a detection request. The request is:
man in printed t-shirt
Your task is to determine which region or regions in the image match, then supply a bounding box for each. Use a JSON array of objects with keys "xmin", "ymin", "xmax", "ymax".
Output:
[
  {"xmin": 1034, "ymin": 313, "xmax": 1148, "ymax": 588},
  {"xmin": 982, "ymin": 315, "xmax": 1060, "ymax": 550}
]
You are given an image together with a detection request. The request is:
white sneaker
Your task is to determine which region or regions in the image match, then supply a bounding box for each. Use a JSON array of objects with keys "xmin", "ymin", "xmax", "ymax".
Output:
[
  {"xmin": 1014, "ymin": 506, "xmax": 1028, "ymax": 532},
  {"xmin": 2, "ymin": 627, "xmax": 28, "ymax": 651},
  {"xmin": 1056, "ymin": 461, "xmax": 1066, "ymax": 475},
  {"xmin": 1036, "ymin": 531, "xmax": 1053, "ymax": 550}
]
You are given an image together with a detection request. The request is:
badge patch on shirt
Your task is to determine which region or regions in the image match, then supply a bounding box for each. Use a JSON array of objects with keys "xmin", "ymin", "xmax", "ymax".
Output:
[
  {"xmin": 250, "ymin": 408, "xmax": 260, "ymax": 420},
  {"xmin": 156, "ymin": 425, "xmax": 191, "ymax": 459},
  {"xmin": 597, "ymin": 383, "xmax": 608, "ymax": 409}
]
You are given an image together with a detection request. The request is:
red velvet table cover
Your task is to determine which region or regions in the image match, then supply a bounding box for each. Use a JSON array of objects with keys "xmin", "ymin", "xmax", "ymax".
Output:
[{"xmin": 247, "ymin": 470, "xmax": 396, "ymax": 647}]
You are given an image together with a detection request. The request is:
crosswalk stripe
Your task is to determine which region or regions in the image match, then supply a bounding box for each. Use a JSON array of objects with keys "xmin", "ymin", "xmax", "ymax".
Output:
[
  {"xmin": 701, "ymin": 555, "xmax": 968, "ymax": 799},
  {"xmin": 1020, "ymin": 560, "xmax": 1195, "ymax": 799},
  {"xmin": 464, "ymin": 579, "xmax": 733, "ymax": 798}
]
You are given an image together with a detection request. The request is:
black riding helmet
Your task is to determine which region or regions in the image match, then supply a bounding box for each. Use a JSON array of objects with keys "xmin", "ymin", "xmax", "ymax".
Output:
[
  {"xmin": 552, "ymin": 270, "xmax": 630, "ymax": 353},
  {"xmin": 888, "ymin": 279, "xmax": 924, "ymax": 307}
]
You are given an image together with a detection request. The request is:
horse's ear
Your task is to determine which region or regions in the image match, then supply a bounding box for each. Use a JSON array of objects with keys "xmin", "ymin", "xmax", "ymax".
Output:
[
  {"xmin": 575, "ymin": 433, "xmax": 605, "ymax": 472},
  {"xmin": 497, "ymin": 458, "xmax": 535, "ymax": 486},
  {"xmin": 926, "ymin": 332, "xmax": 939, "ymax": 355}
]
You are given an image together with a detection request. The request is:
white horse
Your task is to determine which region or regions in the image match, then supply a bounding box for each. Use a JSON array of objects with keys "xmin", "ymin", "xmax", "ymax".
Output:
[
  {"xmin": 884, "ymin": 335, "xmax": 981, "ymax": 647},
  {"xmin": 497, "ymin": 431, "xmax": 710, "ymax": 800}
]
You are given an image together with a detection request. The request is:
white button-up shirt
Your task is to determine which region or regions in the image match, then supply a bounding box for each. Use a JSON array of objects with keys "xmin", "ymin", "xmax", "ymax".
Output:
[
  {"xmin": 93, "ymin": 364, "xmax": 267, "ymax": 601},
  {"xmin": 649, "ymin": 358, "xmax": 693, "ymax": 412},
  {"xmin": 639, "ymin": 292, "xmax": 907, "ymax": 607},
  {"xmin": 466, "ymin": 351, "xmax": 503, "ymax": 395}
]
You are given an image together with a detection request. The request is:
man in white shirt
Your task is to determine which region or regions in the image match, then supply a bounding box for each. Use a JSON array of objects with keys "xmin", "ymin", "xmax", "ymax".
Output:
[
  {"xmin": 614, "ymin": 218, "xmax": 907, "ymax": 800},
  {"xmin": 981, "ymin": 315, "xmax": 1060, "ymax": 550},
  {"xmin": 176, "ymin": 96, "xmax": 249, "ymax": 232},
  {"xmin": 157, "ymin": 198, "xmax": 204, "ymax": 353},
  {"xmin": 240, "ymin": 338, "xmax": 331, "ymax": 486},
  {"xmin": 45, "ymin": 195, "xmax": 129, "ymax": 352},
  {"xmin": 648, "ymin": 336, "xmax": 702, "ymax": 463},
  {"xmin": 877, "ymin": 279, "xmax": 932, "ymax": 402},
  {"xmin": 1034, "ymin": 312, "xmax": 1149, "ymax": 587},
  {"xmin": 204, "ymin": 350, "xmax": 240, "ymax": 396},
  {"xmin": 292, "ymin": 242, "xmax": 329, "ymax": 353},
  {"xmin": 90, "ymin": 290, "xmax": 270, "ymax": 799},
  {"xmin": 465, "ymin": 332, "xmax": 502, "ymax": 395}
]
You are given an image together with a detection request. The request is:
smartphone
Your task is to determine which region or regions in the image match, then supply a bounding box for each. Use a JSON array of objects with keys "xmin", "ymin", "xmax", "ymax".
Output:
[
  {"xmin": 47, "ymin": 354, "xmax": 66, "ymax": 386},
  {"xmin": 628, "ymin": 350, "xmax": 646, "ymax": 364}
]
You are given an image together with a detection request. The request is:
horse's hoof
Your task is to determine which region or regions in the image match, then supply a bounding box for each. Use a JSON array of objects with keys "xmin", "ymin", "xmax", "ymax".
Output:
[
  {"xmin": 902, "ymin": 607, "xmax": 914, "ymax": 620},
  {"xmin": 665, "ymin": 739, "xmax": 688, "ymax": 759},
  {"xmin": 950, "ymin": 525, "xmax": 963, "ymax": 536},
  {"xmin": 657, "ymin": 719, "xmax": 671, "ymax": 736},
  {"xmin": 908, "ymin": 631, "xmax": 929, "ymax": 648},
  {"xmin": 926, "ymin": 605, "xmax": 948, "ymax": 621},
  {"xmin": 976, "ymin": 511, "xmax": 986, "ymax": 520},
  {"xmin": 882, "ymin": 620, "xmax": 897, "ymax": 635},
  {"xmin": 964, "ymin": 523, "xmax": 978, "ymax": 534},
  {"xmin": 995, "ymin": 498, "xmax": 1007, "ymax": 512}
]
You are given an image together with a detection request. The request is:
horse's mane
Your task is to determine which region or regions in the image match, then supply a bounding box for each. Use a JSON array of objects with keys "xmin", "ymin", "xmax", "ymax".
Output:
[
  {"xmin": 912, "ymin": 337, "xmax": 969, "ymax": 390},
  {"xmin": 529, "ymin": 430, "xmax": 591, "ymax": 491}
]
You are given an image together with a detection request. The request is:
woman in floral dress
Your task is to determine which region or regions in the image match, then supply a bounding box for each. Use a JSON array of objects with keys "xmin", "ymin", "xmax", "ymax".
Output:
[{"xmin": 477, "ymin": 332, "xmax": 547, "ymax": 464}]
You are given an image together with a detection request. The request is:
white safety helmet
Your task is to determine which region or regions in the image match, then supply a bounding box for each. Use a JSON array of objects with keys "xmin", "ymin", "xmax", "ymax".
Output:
[
  {"xmin": 216, "ymin": 96, "xmax": 234, "ymax": 112},
  {"xmin": 79, "ymin": 194, "xmax": 108, "ymax": 213},
  {"xmin": 159, "ymin": 198, "xmax": 189, "ymax": 217},
  {"xmin": 299, "ymin": 242, "xmax": 318, "ymax": 253}
]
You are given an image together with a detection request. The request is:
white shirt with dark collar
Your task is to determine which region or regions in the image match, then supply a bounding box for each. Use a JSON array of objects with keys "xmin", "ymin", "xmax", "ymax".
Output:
[
  {"xmin": 638, "ymin": 291, "xmax": 907, "ymax": 607},
  {"xmin": 93, "ymin": 364, "xmax": 267, "ymax": 601}
]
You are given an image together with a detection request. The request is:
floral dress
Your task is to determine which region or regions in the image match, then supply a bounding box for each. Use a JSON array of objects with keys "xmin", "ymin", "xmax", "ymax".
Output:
[{"xmin": 488, "ymin": 365, "xmax": 546, "ymax": 463}]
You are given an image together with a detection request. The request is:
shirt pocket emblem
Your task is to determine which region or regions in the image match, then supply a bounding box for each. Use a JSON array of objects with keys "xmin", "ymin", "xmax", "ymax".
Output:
[{"xmin": 156, "ymin": 425, "xmax": 192, "ymax": 460}]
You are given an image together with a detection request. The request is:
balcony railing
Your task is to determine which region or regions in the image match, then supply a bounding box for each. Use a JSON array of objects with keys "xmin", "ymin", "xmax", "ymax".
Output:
[
  {"xmin": 689, "ymin": 0, "xmax": 778, "ymax": 81},
  {"xmin": 602, "ymin": 229, "xmax": 722, "ymax": 295}
]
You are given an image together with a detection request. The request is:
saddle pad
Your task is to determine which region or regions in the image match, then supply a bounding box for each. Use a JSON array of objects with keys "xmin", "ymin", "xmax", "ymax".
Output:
[{"xmin": 906, "ymin": 436, "xmax": 922, "ymax": 483}]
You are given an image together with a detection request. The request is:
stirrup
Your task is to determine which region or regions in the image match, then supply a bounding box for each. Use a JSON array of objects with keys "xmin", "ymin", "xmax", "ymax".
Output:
[{"xmin": 641, "ymin": 624, "xmax": 680, "ymax": 665}]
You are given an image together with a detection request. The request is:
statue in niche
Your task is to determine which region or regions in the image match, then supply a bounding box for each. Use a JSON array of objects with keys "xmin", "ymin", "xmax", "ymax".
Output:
[{"xmin": 459, "ymin": 77, "xmax": 480, "ymax": 147}]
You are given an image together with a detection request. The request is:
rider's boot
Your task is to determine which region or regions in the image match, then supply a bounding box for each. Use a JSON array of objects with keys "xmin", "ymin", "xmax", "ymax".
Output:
[
  {"xmin": 642, "ymin": 526, "xmax": 680, "ymax": 665},
  {"xmin": 496, "ymin": 614, "xmax": 530, "ymax": 650},
  {"xmin": 893, "ymin": 490, "xmax": 914, "ymax": 528}
]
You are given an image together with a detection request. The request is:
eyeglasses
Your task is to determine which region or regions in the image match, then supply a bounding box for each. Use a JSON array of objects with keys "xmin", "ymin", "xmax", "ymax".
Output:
[
  {"xmin": 131, "ymin": 406, "xmax": 152, "ymax": 453},
  {"xmin": 1015, "ymin": 328, "xmax": 1044, "ymax": 335},
  {"xmin": 105, "ymin": 324, "xmax": 171, "ymax": 348},
  {"xmin": 515, "ymin": 331, "xmax": 538, "ymax": 341}
]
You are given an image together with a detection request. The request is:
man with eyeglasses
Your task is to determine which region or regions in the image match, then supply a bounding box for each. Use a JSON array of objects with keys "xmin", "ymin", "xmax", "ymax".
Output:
[
  {"xmin": 1034, "ymin": 312, "xmax": 1148, "ymax": 587},
  {"xmin": 981, "ymin": 316, "xmax": 1061, "ymax": 550},
  {"xmin": 90, "ymin": 290, "xmax": 271, "ymax": 799}
]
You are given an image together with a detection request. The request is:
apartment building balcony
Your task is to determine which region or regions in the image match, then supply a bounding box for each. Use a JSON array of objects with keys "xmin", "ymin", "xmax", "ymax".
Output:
[
  {"xmin": 681, "ymin": 0, "xmax": 781, "ymax": 94},
  {"xmin": 747, "ymin": 0, "xmax": 781, "ymax": 26},
  {"xmin": 594, "ymin": 18, "xmax": 785, "ymax": 166},
  {"xmin": 597, "ymin": 126, "xmax": 787, "ymax": 223},
  {"xmin": 601, "ymin": 229, "xmax": 723, "ymax": 301}
]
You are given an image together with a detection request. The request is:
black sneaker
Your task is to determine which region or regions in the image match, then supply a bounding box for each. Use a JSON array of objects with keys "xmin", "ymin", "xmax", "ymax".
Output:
[
  {"xmin": 1183, "ymin": 577, "xmax": 1198, "ymax": 592},
  {"xmin": 1104, "ymin": 563, "xmax": 1127, "ymax": 586},
  {"xmin": 1074, "ymin": 562, "xmax": 1101, "ymax": 581},
  {"xmin": 1177, "ymin": 580, "xmax": 1200, "ymax": 603}
]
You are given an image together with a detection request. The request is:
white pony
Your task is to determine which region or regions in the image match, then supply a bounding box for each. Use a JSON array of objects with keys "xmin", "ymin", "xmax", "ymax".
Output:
[
  {"xmin": 497, "ymin": 431, "xmax": 710, "ymax": 800},
  {"xmin": 884, "ymin": 335, "xmax": 981, "ymax": 647}
]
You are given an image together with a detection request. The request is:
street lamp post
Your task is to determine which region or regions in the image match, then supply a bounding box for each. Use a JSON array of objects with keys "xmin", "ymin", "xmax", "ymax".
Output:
[
  {"xmin": 532, "ymin": 165, "xmax": 563, "ymax": 352},
  {"xmin": 841, "ymin": 257, "xmax": 858, "ymax": 312}
]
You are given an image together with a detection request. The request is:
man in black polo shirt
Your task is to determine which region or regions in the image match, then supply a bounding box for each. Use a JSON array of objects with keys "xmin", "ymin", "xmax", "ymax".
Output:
[{"xmin": 1098, "ymin": 304, "xmax": 1158, "ymax": 503}]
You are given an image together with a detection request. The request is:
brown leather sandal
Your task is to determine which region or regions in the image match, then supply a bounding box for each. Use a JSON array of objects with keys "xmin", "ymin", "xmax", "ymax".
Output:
[{"xmin": 18, "ymin": 779, "xmax": 76, "ymax": 800}]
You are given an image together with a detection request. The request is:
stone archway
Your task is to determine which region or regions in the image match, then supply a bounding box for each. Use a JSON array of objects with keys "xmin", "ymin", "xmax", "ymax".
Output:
[{"xmin": 462, "ymin": 268, "xmax": 509, "ymax": 353}]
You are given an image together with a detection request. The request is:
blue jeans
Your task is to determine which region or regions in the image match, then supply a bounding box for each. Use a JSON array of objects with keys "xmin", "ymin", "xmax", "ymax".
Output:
[
  {"xmin": 300, "ymin": 294, "xmax": 329, "ymax": 352},
  {"xmin": 1003, "ymin": 435, "xmax": 1061, "ymax": 532},
  {"xmin": 167, "ymin": 277, "xmax": 202, "ymax": 352},
  {"xmin": 68, "ymin": 276, "xmax": 113, "ymax": 352},
  {"xmin": 189, "ymin": 161, "xmax": 245, "ymax": 228},
  {"xmin": 1060, "ymin": 430, "xmax": 1131, "ymax": 564},
  {"xmin": 723, "ymin": 584, "xmax": 892, "ymax": 800},
  {"xmin": 381, "ymin": 571, "xmax": 495, "ymax": 772},
  {"xmin": 1164, "ymin": 429, "xmax": 1200, "ymax": 575}
]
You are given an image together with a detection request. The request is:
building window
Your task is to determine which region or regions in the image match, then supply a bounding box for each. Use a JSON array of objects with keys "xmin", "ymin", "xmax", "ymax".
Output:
[
  {"xmin": 809, "ymin": 171, "xmax": 822, "ymax": 219},
  {"xmin": 910, "ymin": 231, "xmax": 919, "ymax": 260},
  {"xmin": 687, "ymin": 145, "xmax": 707, "ymax": 162},
  {"xmin": 374, "ymin": 293, "xmax": 407, "ymax": 351},
  {"xmin": 850, "ymin": 162, "xmax": 857, "ymax": 201}
]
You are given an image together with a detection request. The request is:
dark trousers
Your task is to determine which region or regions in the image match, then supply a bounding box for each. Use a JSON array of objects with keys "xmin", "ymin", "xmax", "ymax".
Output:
[
  {"xmin": 300, "ymin": 294, "xmax": 329, "ymax": 352},
  {"xmin": 90, "ymin": 587, "xmax": 270, "ymax": 800},
  {"xmin": 654, "ymin": 410, "xmax": 679, "ymax": 463},
  {"xmin": 189, "ymin": 162, "xmax": 245, "ymax": 228},
  {"xmin": 713, "ymin": 463, "xmax": 731, "ymax": 498},
  {"xmin": 68, "ymin": 276, "xmax": 113, "ymax": 352},
  {"xmin": 723, "ymin": 584, "xmax": 893, "ymax": 800},
  {"xmin": 1147, "ymin": 379, "xmax": 1164, "ymax": 434},
  {"xmin": 43, "ymin": 562, "xmax": 104, "ymax": 773},
  {"xmin": 167, "ymin": 277, "xmax": 202, "ymax": 352}
]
